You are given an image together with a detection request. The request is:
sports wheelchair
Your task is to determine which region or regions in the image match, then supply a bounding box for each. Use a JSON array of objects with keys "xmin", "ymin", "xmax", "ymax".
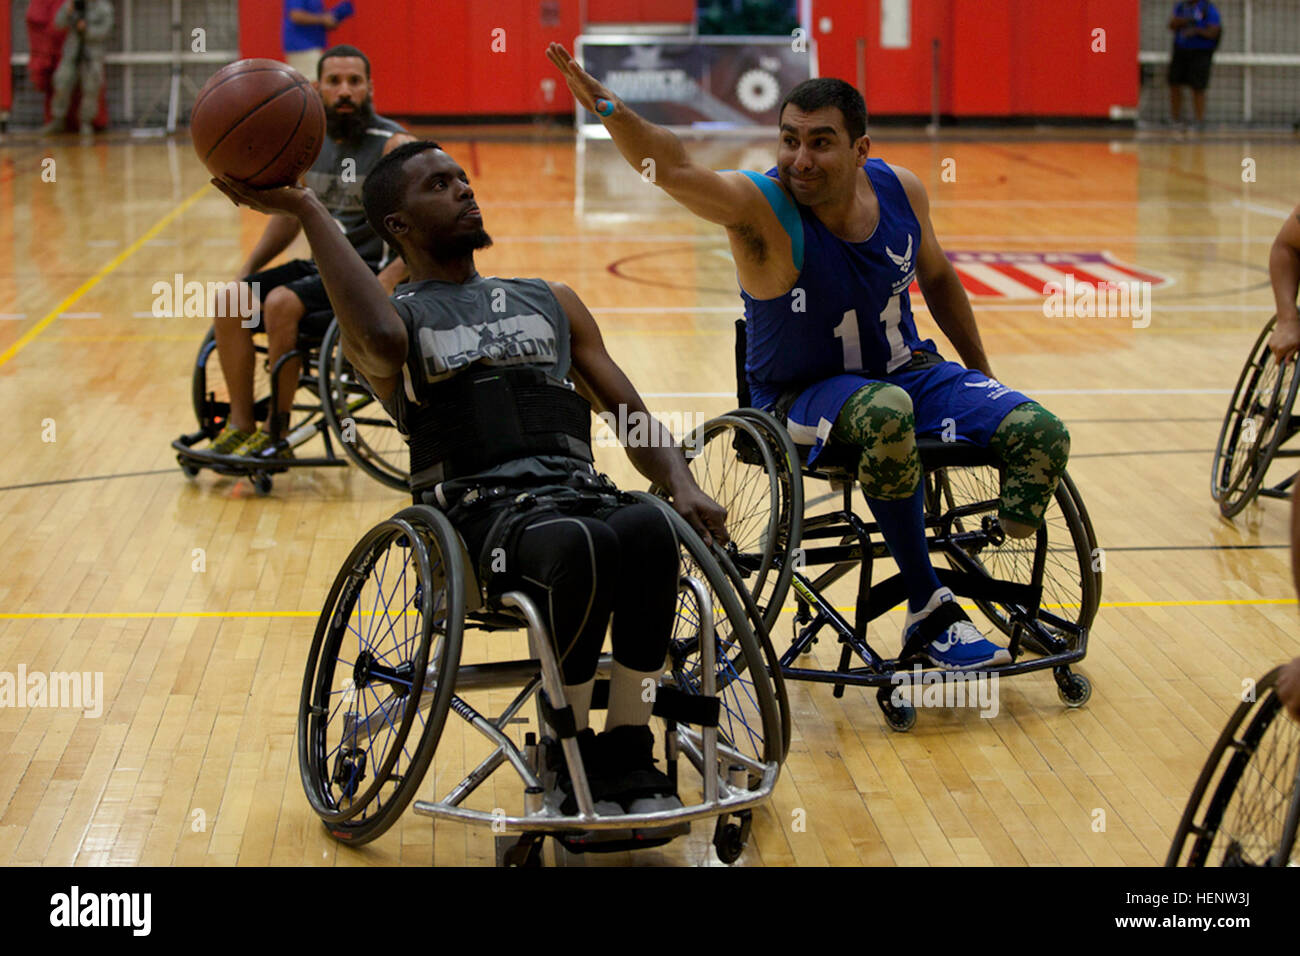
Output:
[
  {"xmin": 658, "ymin": 320, "xmax": 1102, "ymax": 731},
  {"xmin": 1167, "ymin": 664, "xmax": 1300, "ymax": 866},
  {"xmin": 297, "ymin": 491, "xmax": 785, "ymax": 866},
  {"xmin": 1211, "ymin": 315, "xmax": 1300, "ymax": 519},
  {"xmin": 172, "ymin": 314, "xmax": 409, "ymax": 494}
]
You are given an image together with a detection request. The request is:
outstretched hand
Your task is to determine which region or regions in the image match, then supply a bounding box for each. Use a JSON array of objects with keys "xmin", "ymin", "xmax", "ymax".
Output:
[
  {"xmin": 210, "ymin": 176, "xmax": 313, "ymax": 218},
  {"xmin": 545, "ymin": 42, "xmax": 618, "ymax": 116}
]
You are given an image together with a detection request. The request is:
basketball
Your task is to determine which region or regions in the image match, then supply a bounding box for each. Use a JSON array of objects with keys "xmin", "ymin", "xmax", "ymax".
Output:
[{"xmin": 191, "ymin": 58, "xmax": 325, "ymax": 188}]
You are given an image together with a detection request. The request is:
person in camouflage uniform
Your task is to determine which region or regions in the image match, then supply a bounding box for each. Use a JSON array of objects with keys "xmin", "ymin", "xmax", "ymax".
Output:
[{"xmin": 41, "ymin": 0, "xmax": 114, "ymax": 136}]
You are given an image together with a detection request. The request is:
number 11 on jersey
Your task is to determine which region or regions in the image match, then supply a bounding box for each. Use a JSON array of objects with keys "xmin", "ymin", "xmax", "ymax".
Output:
[{"xmin": 833, "ymin": 296, "xmax": 910, "ymax": 374}]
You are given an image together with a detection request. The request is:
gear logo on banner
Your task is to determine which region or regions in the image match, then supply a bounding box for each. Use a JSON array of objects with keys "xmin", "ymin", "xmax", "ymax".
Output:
[{"xmin": 736, "ymin": 69, "xmax": 780, "ymax": 113}]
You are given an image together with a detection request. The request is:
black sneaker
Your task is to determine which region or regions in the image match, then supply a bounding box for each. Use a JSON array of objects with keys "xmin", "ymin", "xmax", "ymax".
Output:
[
  {"xmin": 599, "ymin": 725, "xmax": 688, "ymax": 841},
  {"xmin": 549, "ymin": 729, "xmax": 622, "ymax": 817}
]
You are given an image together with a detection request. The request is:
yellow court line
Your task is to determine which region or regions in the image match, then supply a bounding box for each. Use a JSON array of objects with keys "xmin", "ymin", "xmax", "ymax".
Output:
[
  {"xmin": 0, "ymin": 183, "xmax": 211, "ymax": 369},
  {"xmin": 0, "ymin": 597, "xmax": 1296, "ymax": 620}
]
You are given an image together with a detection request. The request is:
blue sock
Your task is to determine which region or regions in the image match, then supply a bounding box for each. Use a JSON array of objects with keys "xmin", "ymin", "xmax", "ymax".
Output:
[{"xmin": 863, "ymin": 484, "xmax": 943, "ymax": 613}]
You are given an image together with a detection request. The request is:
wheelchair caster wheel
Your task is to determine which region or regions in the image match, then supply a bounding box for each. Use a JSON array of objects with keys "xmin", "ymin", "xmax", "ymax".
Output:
[
  {"xmin": 252, "ymin": 473, "xmax": 273, "ymax": 496},
  {"xmin": 178, "ymin": 456, "xmax": 200, "ymax": 479},
  {"xmin": 712, "ymin": 810, "xmax": 752, "ymax": 865},
  {"xmin": 1056, "ymin": 671, "xmax": 1091, "ymax": 708},
  {"xmin": 876, "ymin": 686, "xmax": 916, "ymax": 732}
]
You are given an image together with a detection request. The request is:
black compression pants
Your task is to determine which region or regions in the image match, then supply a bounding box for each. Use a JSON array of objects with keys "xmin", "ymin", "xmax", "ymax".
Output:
[{"xmin": 456, "ymin": 498, "xmax": 680, "ymax": 685}]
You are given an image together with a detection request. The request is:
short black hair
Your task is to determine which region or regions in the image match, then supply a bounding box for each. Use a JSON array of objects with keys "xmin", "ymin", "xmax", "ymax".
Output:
[
  {"xmin": 779, "ymin": 78, "xmax": 868, "ymax": 142},
  {"xmin": 362, "ymin": 140, "xmax": 444, "ymax": 251},
  {"xmin": 318, "ymin": 45, "xmax": 371, "ymax": 80}
]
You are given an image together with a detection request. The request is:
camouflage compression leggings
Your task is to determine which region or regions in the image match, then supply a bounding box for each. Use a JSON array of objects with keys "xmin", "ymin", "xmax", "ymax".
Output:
[{"xmin": 827, "ymin": 384, "xmax": 1070, "ymax": 535}]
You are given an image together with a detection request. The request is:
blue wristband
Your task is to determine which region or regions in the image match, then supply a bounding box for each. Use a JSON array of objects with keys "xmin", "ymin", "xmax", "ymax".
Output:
[{"xmin": 595, "ymin": 98, "xmax": 615, "ymax": 117}]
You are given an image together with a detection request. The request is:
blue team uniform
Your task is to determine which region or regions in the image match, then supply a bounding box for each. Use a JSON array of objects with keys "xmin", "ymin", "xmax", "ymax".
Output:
[{"xmin": 739, "ymin": 158, "xmax": 1032, "ymax": 464}]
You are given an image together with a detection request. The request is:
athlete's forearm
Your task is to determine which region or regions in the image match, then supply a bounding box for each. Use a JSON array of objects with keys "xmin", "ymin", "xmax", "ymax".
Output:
[
  {"xmin": 238, "ymin": 215, "xmax": 302, "ymax": 278},
  {"xmin": 921, "ymin": 269, "xmax": 992, "ymax": 376},
  {"xmin": 600, "ymin": 105, "xmax": 695, "ymax": 188},
  {"xmin": 296, "ymin": 197, "xmax": 406, "ymax": 374},
  {"xmin": 1269, "ymin": 238, "xmax": 1300, "ymax": 326}
]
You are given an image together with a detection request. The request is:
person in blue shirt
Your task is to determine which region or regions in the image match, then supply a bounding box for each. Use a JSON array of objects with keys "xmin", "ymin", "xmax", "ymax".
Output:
[
  {"xmin": 1168, "ymin": 1, "xmax": 1221, "ymax": 131},
  {"xmin": 284, "ymin": 0, "xmax": 338, "ymax": 78},
  {"xmin": 548, "ymin": 46, "xmax": 1073, "ymax": 670}
]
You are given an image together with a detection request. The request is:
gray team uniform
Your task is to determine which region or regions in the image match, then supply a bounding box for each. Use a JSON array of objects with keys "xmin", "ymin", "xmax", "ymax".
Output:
[{"xmin": 382, "ymin": 274, "xmax": 599, "ymax": 508}]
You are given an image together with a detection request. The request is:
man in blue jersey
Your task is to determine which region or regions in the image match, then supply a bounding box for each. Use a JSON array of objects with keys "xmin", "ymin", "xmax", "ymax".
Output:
[
  {"xmin": 548, "ymin": 47, "xmax": 1072, "ymax": 669},
  {"xmin": 1168, "ymin": 1, "xmax": 1221, "ymax": 132}
]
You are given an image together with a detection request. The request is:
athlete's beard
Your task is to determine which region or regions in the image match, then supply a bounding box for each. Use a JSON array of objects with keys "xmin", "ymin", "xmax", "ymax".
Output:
[
  {"xmin": 325, "ymin": 97, "xmax": 375, "ymax": 142},
  {"xmin": 430, "ymin": 228, "xmax": 493, "ymax": 261}
]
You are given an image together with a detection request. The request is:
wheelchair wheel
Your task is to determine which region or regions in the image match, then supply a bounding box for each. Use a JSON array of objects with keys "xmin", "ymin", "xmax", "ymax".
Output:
[
  {"xmin": 298, "ymin": 506, "xmax": 464, "ymax": 845},
  {"xmin": 190, "ymin": 327, "xmax": 272, "ymax": 438},
  {"xmin": 931, "ymin": 466, "xmax": 1100, "ymax": 645},
  {"xmin": 1211, "ymin": 316, "xmax": 1300, "ymax": 518},
  {"xmin": 319, "ymin": 320, "xmax": 410, "ymax": 491},
  {"xmin": 1167, "ymin": 667, "xmax": 1300, "ymax": 867},
  {"xmin": 655, "ymin": 414, "xmax": 795, "ymax": 635},
  {"xmin": 729, "ymin": 407, "xmax": 805, "ymax": 631},
  {"xmin": 630, "ymin": 493, "xmax": 784, "ymax": 763},
  {"xmin": 626, "ymin": 492, "xmax": 786, "ymax": 772}
]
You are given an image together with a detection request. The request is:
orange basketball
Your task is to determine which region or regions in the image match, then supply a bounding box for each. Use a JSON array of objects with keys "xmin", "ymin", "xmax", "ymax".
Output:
[{"xmin": 191, "ymin": 59, "xmax": 326, "ymax": 188}]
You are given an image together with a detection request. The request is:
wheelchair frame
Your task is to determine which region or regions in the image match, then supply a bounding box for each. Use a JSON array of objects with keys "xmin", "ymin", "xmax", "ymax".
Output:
[
  {"xmin": 298, "ymin": 496, "xmax": 785, "ymax": 865},
  {"xmin": 172, "ymin": 316, "xmax": 409, "ymax": 494},
  {"xmin": 1211, "ymin": 315, "xmax": 1300, "ymax": 519},
  {"xmin": 679, "ymin": 407, "xmax": 1099, "ymax": 731}
]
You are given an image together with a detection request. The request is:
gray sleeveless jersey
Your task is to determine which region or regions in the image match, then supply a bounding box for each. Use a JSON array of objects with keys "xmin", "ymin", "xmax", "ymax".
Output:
[
  {"xmin": 302, "ymin": 113, "xmax": 405, "ymax": 268},
  {"xmin": 385, "ymin": 274, "xmax": 595, "ymax": 499}
]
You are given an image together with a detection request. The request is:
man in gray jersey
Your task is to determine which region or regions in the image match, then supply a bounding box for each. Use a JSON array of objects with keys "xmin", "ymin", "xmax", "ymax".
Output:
[
  {"xmin": 206, "ymin": 45, "xmax": 415, "ymax": 458},
  {"xmin": 213, "ymin": 141, "xmax": 729, "ymax": 823}
]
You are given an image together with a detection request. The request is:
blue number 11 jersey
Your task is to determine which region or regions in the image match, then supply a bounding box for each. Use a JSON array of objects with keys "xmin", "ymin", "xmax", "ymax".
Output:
[{"xmin": 740, "ymin": 158, "xmax": 937, "ymax": 409}]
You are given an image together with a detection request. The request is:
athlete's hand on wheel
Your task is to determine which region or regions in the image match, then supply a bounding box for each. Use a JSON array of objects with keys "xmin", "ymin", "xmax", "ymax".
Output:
[
  {"xmin": 673, "ymin": 484, "xmax": 730, "ymax": 548},
  {"xmin": 211, "ymin": 177, "xmax": 313, "ymax": 219},
  {"xmin": 545, "ymin": 42, "xmax": 619, "ymax": 116},
  {"xmin": 1267, "ymin": 315, "xmax": 1300, "ymax": 365}
]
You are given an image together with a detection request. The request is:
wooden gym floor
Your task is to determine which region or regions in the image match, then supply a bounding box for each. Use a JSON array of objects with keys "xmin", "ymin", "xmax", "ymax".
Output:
[{"xmin": 1, "ymin": 126, "xmax": 1298, "ymax": 866}]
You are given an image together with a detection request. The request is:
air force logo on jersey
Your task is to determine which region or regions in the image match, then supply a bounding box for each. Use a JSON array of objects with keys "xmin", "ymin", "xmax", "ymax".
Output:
[
  {"xmin": 887, "ymin": 235, "xmax": 915, "ymax": 295},
  {"xmin": 416, "ymin": 313, "xmax": 558, "ymax": 381}
]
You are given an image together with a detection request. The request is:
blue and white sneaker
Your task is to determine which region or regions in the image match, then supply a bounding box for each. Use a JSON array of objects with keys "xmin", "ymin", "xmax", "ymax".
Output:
[{"xmin": 902, "ymin": 587, "xmax": 1011, "ymax": 670}]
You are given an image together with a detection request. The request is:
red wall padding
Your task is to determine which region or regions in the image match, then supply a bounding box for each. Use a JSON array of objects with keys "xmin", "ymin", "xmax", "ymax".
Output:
[
  {"xmin": 1, "ymin": 0, "xmax": 12, "ymax": 112},
  {"xmin": 813, "ymin": 0, "xmax": 1138, "ymax": 118},
  {"xmin": 238, "ymin": 0, "xmax": 1138, "ymax": 119}
]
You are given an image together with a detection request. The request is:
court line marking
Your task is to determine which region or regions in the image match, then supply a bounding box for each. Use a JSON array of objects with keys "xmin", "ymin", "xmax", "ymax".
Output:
[
  {"xmin": 593, "ymin": 304, "xmax": 1276, "ymax": 314},
  {"xmin": 2, "ymin": 598, "xmax": 1294, "ymax": 620},
  {"xmin": 641, "ymin": 388, "xmax": 1232, "ymax": 398},
  {"xmin": 0, "ymin": 183, "xmax": 210, "ymax": 369},
  {"xmin": 495, "ymin": 234, "xmax": 1276, "ymax": 244}
]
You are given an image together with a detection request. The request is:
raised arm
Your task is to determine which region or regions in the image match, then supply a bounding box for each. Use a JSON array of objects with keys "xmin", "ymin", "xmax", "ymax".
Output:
[
  {"xmin": 552, "ymin": 280, "xmax": 729, "ymax": 545},
  {"xmin": 546, "ymin": 44, "xmax": 764, "ymax": 227},
  {"xmin": 212, "ymin": 178, "xmax": 408, "ymax": 400},
  {"xmin": 894, "ymin": 164, "xmax": 994, "ymax": 377},
  {"xmin": 1267, "ymin": 205, "xmax": 1300, "ymax": 363}
]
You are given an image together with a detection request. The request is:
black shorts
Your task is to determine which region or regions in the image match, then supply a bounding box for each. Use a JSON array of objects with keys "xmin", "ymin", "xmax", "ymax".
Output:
[
  {"xmin": 239, "ymin": 259, "xmax": 383, "ymax": 338},
  {"xmin": 1169, "ymin": 47, "xmax": 1214, "ymax": 91}
]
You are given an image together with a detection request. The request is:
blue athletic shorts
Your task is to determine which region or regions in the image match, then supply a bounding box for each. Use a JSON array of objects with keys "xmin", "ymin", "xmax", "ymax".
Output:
[{"xmin": 781, "ymin": 358, "xmax": 1033, "ymax": 465}]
